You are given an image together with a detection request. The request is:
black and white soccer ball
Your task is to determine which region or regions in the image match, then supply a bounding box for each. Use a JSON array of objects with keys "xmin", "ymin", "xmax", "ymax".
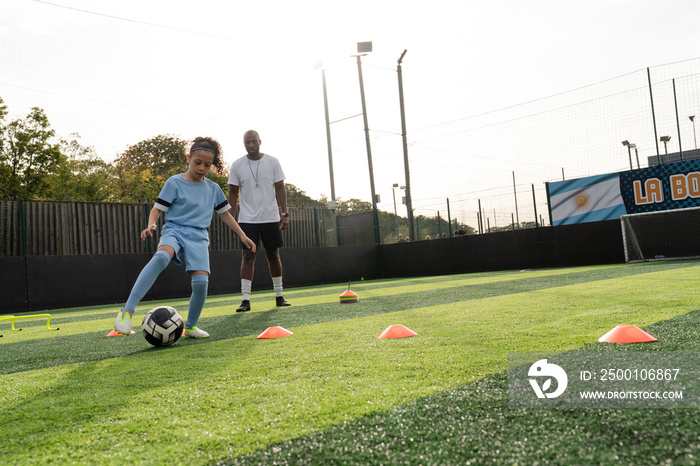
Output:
[{"xmin": 141, "ymin": 306, "xmax": 184, "ymax": 347}]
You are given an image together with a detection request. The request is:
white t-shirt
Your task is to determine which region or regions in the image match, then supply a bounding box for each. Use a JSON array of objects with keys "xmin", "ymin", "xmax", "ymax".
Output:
[{"xmin": 228, "ymin": 153, "xmax": 285, "ymax": 223}]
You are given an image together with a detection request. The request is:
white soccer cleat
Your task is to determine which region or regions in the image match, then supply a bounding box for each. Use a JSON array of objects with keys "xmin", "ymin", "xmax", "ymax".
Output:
[
  {"xmin": 114, "ymin": 309, "xmax": 132, "ymax": 335},
  {"xmin": 184, "ymin": 326, "xmax": 210, "ymax": 338}
]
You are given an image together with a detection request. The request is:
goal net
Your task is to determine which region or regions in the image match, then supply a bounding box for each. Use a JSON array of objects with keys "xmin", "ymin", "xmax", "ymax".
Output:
[{"xmin": 620, "ymin": 207, "xmax": 700, "ymax": 263}]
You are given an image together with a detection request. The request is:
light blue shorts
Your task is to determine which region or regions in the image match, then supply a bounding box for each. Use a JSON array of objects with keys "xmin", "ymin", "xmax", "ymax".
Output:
[{"xmin": 158, "ymin": 223, "xmax": 210, "ymax": 275}]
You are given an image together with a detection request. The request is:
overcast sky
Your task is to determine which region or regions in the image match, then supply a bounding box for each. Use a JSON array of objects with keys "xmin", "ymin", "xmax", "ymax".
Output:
[{"xmin": 2, "ymin": 0, "xmax": 700, "ymax": 227}]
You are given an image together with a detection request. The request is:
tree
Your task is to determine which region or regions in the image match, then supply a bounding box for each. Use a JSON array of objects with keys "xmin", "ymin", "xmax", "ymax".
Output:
[
  {"xmin": 47, "ymin": 134, "xmax": 114, "ymax": 201},
  {"xmin": 286, "ymin": 184, "xmax": 326, "ymax": 208},
  {"xmin": 0, "ymin": 97, "xmax": 9, "ymax": 198},
  {"xmin": 0, "ymin": 97, "xmax": 7, "ymax": 154},
  {"xmin": 113, "ymin": 134, "xmax": 188, "ymax": 202},
  {"xmin": 336, "ymin": 198, "xmax": 372, "ymax": 215},
  {"xmin": 0, "ymin": 105, "xmax": 62, "ymax": 199},
  {"xmin": 205, "ymin": 171, "xmax": 229, "ymax": 193}
]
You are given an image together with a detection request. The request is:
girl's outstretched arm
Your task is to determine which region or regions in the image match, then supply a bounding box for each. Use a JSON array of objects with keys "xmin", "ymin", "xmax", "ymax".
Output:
[
  {"xmin": 141, "ymin": 207, "xmax": 162, "ymax": 240},
  {"xmin": 220, "ymin": 211, "xmax": 256, "ymax": 253}
]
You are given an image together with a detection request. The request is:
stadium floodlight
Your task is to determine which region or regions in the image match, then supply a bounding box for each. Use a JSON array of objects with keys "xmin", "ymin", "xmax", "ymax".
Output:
[
  {"xmin": 660, "ymin": 135, "xmax": 671, "ymax": 156},
  {"xmin": 357, "ymin": 41, "xmax": 373, "ymax": 53}
]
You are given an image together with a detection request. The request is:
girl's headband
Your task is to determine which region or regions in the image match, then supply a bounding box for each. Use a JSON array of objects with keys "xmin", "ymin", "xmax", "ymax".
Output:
[{"xmin": 190, "ymin": 147, "xmax": 216, "ymax": 155}]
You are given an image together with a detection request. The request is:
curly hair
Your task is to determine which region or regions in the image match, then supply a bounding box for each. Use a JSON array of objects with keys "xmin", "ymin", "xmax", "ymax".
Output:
[{"xmin": 190, "ymin": 136, "xmax": 224, "ymax": 172}]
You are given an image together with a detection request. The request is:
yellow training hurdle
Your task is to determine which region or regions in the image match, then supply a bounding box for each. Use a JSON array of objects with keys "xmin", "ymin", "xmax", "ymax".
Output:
[{"xmin": 0, "ymin": 314, "xmax": 59, "ymax": 336}]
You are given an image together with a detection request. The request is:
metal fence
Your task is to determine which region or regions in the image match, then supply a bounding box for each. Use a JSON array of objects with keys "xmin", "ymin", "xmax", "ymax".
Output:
[{"xmin": 0, "ymin": 200, "xmax": 335, "ymax": 256}]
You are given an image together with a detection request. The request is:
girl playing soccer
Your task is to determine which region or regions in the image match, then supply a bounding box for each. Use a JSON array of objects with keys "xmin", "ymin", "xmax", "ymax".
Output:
[{"xmin": 114, "ymin": 136, "xmax": 256, "ymax": 338}]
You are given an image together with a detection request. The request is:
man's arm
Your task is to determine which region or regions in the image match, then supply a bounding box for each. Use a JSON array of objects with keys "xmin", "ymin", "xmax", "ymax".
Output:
[
  {"xmin": 228, "ymin": 185, "xmax": 239, "ymax": 219},
  {"xmin": 274, "ymin": 180, "xmax": 289, "ymax": 230}
]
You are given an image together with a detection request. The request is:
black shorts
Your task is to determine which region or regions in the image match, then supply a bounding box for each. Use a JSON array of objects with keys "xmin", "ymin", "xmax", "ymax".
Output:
[{"xmin": 240, "ymin": 222, "xmax": 284, "ymax": 250}]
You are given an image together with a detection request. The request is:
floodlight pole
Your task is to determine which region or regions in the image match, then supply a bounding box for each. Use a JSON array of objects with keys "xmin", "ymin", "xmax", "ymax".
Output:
[
  {"xmin": 320, "ymin": 67, "xmax": 339, "ymax": 246},
  {"xmin": 446, "ymin": 197, "xmax": 452, "ymax": 235},
  {"xmin": 354, "ymin": 46, "xmax": 380, "ymax": 245},
  {"xmin": 673, "ymin": 79, "xmax": 684, "ymax": 161},
  {"xmin": 512, "ymin": 172, "xmax": 520, "ymax": 229},
  {"xmin": 397, "ymin": 49, "xmax": 415, "ymax": 240},
  {"xmin": 631, "ymin": 144, "xmax": 639, "ymax": 169},
  {"xmin": 392, "ymin": 183, "xmax": 399, "ymax": 239},
  {"xmin": 622, "ymin": 140, "xmax": 633, "ymax": 170},
  {"xmin": 647, "ymin": 67, "xmax": 661, "ymax": 158},
  {"xmin": 626, "ymin": 144, "xmax": 633, "ymax": 170}
]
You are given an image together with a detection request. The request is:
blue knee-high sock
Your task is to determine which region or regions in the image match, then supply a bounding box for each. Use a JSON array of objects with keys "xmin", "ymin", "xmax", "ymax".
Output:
[
  {"xmin": 186, "ymin": 274, "xmax": 209, "ymax": 328},
  {"xmin": 124, "ymin": 250, "xmax": 171, "ymax": 312}
]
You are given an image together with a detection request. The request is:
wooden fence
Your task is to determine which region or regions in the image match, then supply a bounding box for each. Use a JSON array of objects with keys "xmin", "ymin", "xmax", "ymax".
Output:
[{"xmin": 0, "ymin": 200, "xmax": 334, "ymax": 256}]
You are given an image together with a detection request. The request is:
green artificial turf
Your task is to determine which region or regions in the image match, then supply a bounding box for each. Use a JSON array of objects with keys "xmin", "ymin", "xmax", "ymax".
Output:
[
  {"xmin": 0, "ymin": 261, "xmax": 698, "ymax": 464},
  {"xmin": 229, "ymin": 310, "xmax": 700, "ymax": 465}
]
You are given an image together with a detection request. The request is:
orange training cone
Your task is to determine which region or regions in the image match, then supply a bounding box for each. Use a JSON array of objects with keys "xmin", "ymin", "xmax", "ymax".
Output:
[
  {"xmin": 377, "ymin": 324, "xmax": 417, "ymax": 339},
  {"xmin": 340, "ymin": 290, "xmax": 358, "ymax": 303},
  {"xmin": 598, "ymin": 325, "xmax": 657, "ymax": 343},
  {"xmin": 106, "ymin": 330, "xmax": 135, "ymax": 336},
  {"xmin": 257, "ymin": 326, "xmax": 293, "ymax": 339}
]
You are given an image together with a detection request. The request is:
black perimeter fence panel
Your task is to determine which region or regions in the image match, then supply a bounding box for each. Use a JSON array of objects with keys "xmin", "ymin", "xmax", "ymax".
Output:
[
  {"xmin": 1, "ymin": 220, "xmax": 624, "ymax": 313},
  {"xmin": 0, "ymin": 200, "xmax": 334, "ymax": 256}
]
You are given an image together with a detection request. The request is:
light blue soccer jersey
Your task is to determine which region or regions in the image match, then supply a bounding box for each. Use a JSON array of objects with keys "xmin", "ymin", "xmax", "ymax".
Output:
[{"xmin": 154, "ymin": 175, "xmax": 231, "ymax": 227}]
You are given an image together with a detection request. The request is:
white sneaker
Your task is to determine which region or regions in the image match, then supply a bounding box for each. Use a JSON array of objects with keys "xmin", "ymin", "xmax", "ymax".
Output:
[
  {"xmin": 114, "ymin": 309, "xmax": 132, "ymax": 334},
  {"xmin": 185, "ymin": 326, "xmax": 209, "ymax": 338}
]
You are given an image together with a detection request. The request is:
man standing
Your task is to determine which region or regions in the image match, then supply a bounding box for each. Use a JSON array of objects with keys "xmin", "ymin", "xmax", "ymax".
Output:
[{"xmin": 228, "ymin": 130, "xmax": 291, "ymax": 312}]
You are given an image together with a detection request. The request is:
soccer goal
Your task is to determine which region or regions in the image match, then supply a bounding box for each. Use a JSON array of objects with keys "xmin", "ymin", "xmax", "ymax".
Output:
[{"xmin": 620, "ymin": 206, "xmax": 700, "ymax": 263}]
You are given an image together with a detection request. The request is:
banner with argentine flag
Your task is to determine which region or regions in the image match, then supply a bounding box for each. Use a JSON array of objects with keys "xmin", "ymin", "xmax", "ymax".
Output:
[
  {"xmin": 547, "ymin": 173, "xmax": 627, "ymax": 226},
  {"xmin": 547, "ymin": 159, "xmax": 700, "ymax": 226}
]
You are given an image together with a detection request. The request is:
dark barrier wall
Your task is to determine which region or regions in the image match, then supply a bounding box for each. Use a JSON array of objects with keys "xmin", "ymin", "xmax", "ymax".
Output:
[
  {"xmin": 378, "ymin": 220, "xmax": 624, "ymax": 278},
  {"xmin": 3, "ymin": 257, "xmax": 28, "ymax": 312},
  {"xmin": 1, "ymin": 221, "xmax": 624, "ymax": 314}
]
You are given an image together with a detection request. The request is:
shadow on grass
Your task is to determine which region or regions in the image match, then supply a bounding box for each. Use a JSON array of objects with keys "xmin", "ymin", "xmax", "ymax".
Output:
[{"xmin": 225, "ymin": 310, "xmax": 700, "ymax": 465}]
